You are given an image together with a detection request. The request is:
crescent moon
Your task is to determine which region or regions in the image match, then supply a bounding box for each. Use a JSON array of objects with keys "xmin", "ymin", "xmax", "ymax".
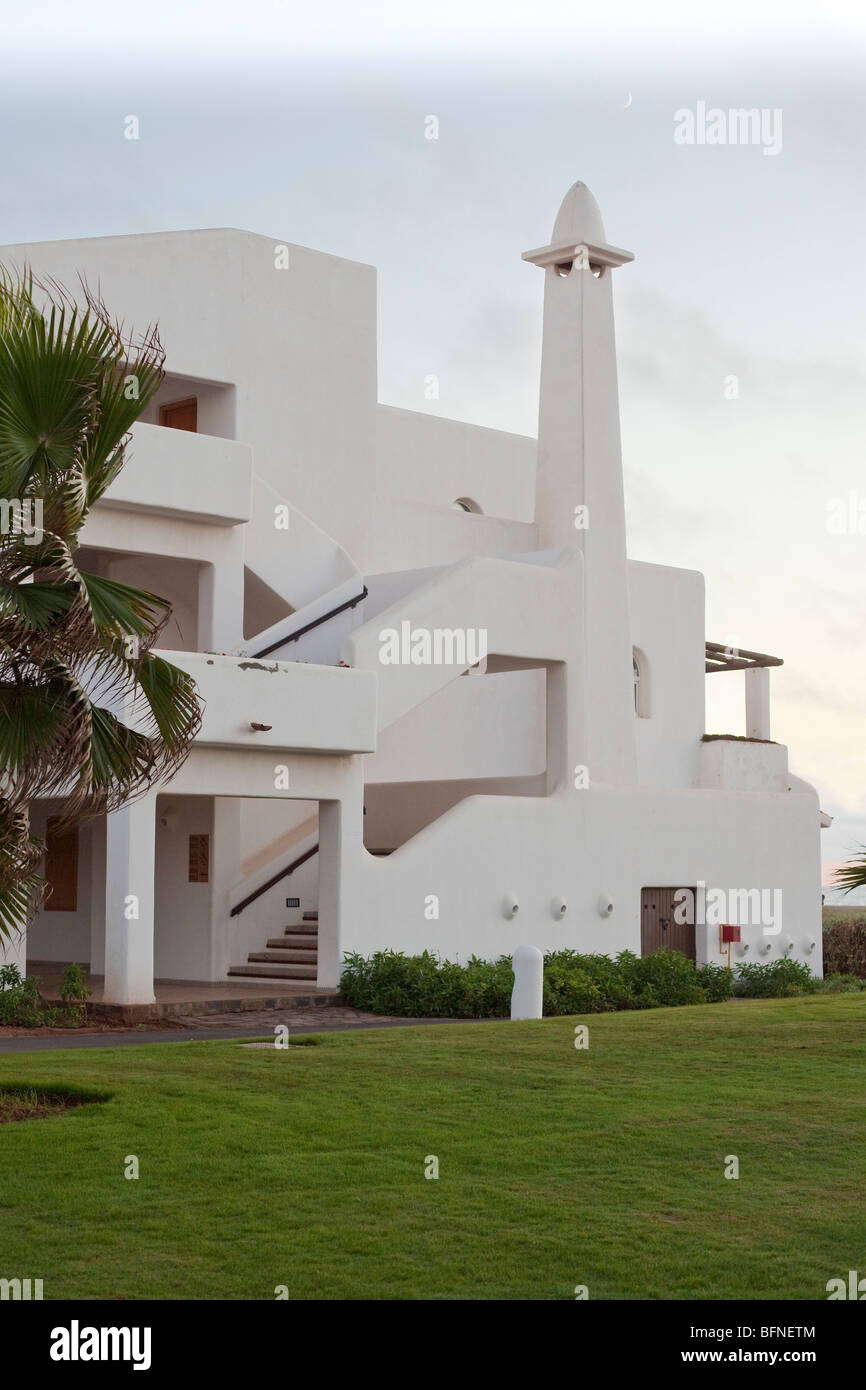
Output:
[{"xmin": 624, "ymin": 93, "xmax": 632, "ymax": 108}]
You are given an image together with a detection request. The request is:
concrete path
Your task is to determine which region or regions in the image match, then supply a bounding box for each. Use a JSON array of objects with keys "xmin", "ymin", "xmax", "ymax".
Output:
[{"xmin": 0, "ymin": 1012, "xmax": 485, "ymax": 1053}]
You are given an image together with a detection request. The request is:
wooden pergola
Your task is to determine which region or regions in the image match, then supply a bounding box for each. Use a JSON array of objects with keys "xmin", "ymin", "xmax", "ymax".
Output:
[{"xmin": 705, "ymin": 642, "xmax": 783, "ymax": 675}]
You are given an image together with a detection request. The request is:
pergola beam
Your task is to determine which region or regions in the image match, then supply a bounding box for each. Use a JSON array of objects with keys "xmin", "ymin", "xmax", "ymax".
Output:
[{"xmin": 705, "ymin": 641, "xmax": 783, "ymax": 674}]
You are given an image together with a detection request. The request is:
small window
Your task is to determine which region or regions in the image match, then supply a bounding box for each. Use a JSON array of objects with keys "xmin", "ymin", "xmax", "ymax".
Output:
[
  {"xmin": 452, "ymin": 497, "xmax": 482, "ymax": 514},
  {"xmin": 159, "ymin": 397, "xmax": 198, "ymax": 432},
  {"xmin": 633, "ymin": 647, "xmax": 650, "ymax": 718}
]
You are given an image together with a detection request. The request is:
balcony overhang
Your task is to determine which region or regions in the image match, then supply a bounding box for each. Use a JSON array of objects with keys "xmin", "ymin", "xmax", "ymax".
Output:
[
  {"xmin": 156, "ymin": 650, "xmax": 378, "ymax": 755},
  {"xmin": 97, "ymin": 422, "xmax": 252, "ymax": 527},
  {"xmin": 522, "ymin": 239, "xmax": 634, "ymax": 272}
]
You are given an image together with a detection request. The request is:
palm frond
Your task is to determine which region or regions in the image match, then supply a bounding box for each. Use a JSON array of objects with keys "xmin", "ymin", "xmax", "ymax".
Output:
[
  {"xmin": 135, "ymin": 652, "xmax": 203, "ymax": 755},
  {"xmin": 0, "ymin": 264, "xmax": 202, "ymax": 937},
  {"xmin": 0, "ymin": 800, "xmax": 45, "ymax": 937},
  {"xmin": 832, "ymin": 850, "xmax": 866, "ymax": 895}
]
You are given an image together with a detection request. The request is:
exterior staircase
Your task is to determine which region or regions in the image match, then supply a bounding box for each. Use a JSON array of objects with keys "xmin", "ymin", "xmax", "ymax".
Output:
[{"xmin": 228, "ymin": 912, "xmax": 319, "ymax": 985}]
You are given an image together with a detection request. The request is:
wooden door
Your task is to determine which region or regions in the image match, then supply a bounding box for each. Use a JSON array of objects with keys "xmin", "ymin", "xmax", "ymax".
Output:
[
  {"xmin": 159, "ymin": 397, "xmax": 197, "ymax": 431},
  {"xmin": 640, "ymin": 886, "xmax": 695, "ymax": 959},
  {"xmin": 45, "ymin": 817, "xmax": 79, "ymax": 912}
]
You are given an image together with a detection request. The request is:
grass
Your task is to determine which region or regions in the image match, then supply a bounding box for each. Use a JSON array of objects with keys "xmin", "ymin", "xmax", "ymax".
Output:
[
  {"xmin": 0, "ymin": 1083, "xmax": 108, "ymax": 1124},
  {"xmin": 1, "ymin": 995, "xmax": 865, "ymax": 1300}
]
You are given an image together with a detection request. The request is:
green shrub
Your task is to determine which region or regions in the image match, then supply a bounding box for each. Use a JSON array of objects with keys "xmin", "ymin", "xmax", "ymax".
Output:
[
  {"xmin": 813, "ymin": 972, "xmax": 866, "ymax": 994},
  {"xmin": 542, "ymin": 956, "xmax": 606, "ymax": 1016},
  {"xmin": 58, "ymin": 962, "xmax": 91, "ymax": 1026},
  {"xmin": 339, "ymin": 950, "xmax": 515, "ymax": 1018},
  {"xmin": 340, "ymin": 947, "xmax": 736, "ymax": 1018},
  {"xmin": 619, "ymin": 948, "xmax": 710, "ymax": 1007},
  {"xmin": 0, "ymin": 964, "xmax": 57, "ymax": 1027},
  {"xmin": 697, "ymin": 961, "xmax": 737, "ymax": 1003},
  {"xmin": 732, "ymin": 958, "xmax": 818, "ymax": 998}
]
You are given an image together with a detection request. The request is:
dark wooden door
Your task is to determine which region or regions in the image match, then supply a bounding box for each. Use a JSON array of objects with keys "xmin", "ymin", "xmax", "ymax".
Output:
[
  {"xmin": 45, "ymin": 817, "xmax": 79, "ymax": 912},
  {"xmin": 641, "ymin": 886, "xmax": 695, "ymax": 959},
  {"xmin": 159, "ymin": 397, "xmax": 197, "ymax": 431}
]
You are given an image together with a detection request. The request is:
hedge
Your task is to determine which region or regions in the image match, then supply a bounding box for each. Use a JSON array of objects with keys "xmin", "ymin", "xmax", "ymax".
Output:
[
  {"xmin": 339, "ymin": 947, "xmax": 866, "ymax": 1018},
  {"xmin": 340, "ymin": 947, "xmax": 735, "ymax": 1018},
  {"xmin": 823, "ymin": 916, "xmax": 866, "ymax": 978}
]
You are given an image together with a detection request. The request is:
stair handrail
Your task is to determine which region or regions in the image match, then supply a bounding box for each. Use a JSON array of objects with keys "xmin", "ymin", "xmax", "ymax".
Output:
[
  {"xmin": 230, "ymin": 843, "xmax": 319, "ymax": 918},
  {"xmin": 250, "ymin": 588, "xmax": 368, "ymax": 659}
]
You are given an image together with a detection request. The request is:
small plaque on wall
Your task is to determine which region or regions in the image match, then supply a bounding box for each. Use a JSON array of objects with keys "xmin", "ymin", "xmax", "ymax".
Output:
[{"xmin": 188, "ymin": 834, "xmax": 210, "ymax": 883}]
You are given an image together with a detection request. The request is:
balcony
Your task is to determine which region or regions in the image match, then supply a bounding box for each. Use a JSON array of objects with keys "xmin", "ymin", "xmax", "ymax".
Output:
[
  {"xmin": 161, "ymin": 650, "xmax": 378, "ymax": 755},
  {"xmin": 98, "ymin": 421, "xmax": 252, "ymax": 527}
]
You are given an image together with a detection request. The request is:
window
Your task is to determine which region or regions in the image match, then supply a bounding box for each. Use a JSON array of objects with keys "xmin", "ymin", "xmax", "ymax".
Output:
[
  {"xmin": 452, "ymin": 497, "xmax": 482, "ymax": 514},
  {"xmin": 159, "ymin": 397, "xmax": 198, "ymax": 432},
  {"xmin": 633, "ymin": 647, "xmax": 650, "ymax": 718}
]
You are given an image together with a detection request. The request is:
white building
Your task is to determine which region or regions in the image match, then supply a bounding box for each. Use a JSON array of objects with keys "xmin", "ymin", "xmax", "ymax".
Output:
[{"xmin": 1, "ymin": 182, "xmax": 825, "ymax": 1005}]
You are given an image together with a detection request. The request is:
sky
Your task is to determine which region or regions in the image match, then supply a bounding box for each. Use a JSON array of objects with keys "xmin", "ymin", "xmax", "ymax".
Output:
[{"xmin": 2, "ymin": 1, "xmax": 865, "ymax": 880}]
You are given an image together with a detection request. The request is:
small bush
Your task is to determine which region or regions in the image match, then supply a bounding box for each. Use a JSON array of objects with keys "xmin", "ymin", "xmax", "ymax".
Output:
[
  {"xmin": 732, "ymin": 958, "xmax": 818, "ymax": 998},
  {"xmin": 59, "ymin": 963, "xmax": 91, "ymax": 1026},
  {"xmin": 697, "ymin": 961, "xmax": 737, "ymax": 1003},
  {"xmin": 339, "ymin": 950, "xmax": 515, "ymax": 1018},
  {"xmin": 813, "ymin": 972, "xmax": 866, "ymax": 994},
  {"xmin": 620, "ymin": 948, "xmax": 710, "ymax": 1008},
  {"xmin": 542, "ymin": 955, "xmax": 606, "ymax": 1016},
  {"xmin": 0, "ymin": 965, "xmax": 57, "ymax": 1028}
]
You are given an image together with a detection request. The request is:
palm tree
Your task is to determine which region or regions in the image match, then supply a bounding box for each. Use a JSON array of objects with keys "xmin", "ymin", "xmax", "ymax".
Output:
[
  {"xmin": 0, "ymin": 268, "xmax": 201, "ymax": 937},
  {"xmin": 833, "ymin": 850, "xmax": 866, "ymax": 896}
]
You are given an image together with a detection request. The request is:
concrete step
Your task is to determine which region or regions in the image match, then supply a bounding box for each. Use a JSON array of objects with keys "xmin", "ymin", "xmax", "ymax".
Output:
[
  {"xmin": 252, "ymin": 949, "xmax": 318, "ymax": 965},
  {"xmin": 228, "ymin": 963, "xmax": 318, "ymax": 981},
  {"xmin": 302, "ymin": 911, "xmax": 319, "ymax": 922},
  {"xmin": 283, "ymin": 927, "xmax": 317, "ymax": 939},
  {"xmin": 267, "ymin": 937, "xmax": 317, "ymax": 951}
]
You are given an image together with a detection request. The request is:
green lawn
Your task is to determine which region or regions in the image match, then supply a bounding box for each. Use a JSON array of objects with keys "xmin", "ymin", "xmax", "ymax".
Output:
[{"xmin": 1, "ymin": 995, "xmax": 865, "ymax": 1300}]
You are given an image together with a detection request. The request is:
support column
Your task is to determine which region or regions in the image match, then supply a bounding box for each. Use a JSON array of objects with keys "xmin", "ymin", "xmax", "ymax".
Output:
[
  {"xmin": 197, "ymin": 532, "xmax": 245, "ymax": 653},
  {"xmin": 103, "ymin": 793, "xmax": 157, "ymax": 1005},
  {"xmin": 89, "ymin": 814, "xmax": 107, "ymax": 976},
  {"xmin": 210, "ymin": 797, "xmax": 241, "ymax": 980},
  {"xmin": 745, "ymin": 667, "xmax": 771, "ymax": 740},
  {"xmin": 317, "ymin": 764, "xmax": 364, "ymax": 989}
]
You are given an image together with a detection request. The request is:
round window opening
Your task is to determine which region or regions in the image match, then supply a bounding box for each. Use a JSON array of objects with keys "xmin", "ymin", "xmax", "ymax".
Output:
[{"xmin": 453, "ymin": 497, "xmax": 482, "ymax": 514}]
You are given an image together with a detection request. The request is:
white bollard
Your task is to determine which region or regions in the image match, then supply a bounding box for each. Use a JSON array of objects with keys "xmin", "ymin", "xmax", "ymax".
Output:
[{"xmin": 511, "ymin": 944, "xmax": 544, "ymax": 1020}]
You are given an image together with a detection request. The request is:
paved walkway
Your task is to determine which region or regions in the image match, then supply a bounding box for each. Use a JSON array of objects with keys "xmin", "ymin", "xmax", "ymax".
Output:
[
  {"xmin": 0, "ymin": 1011, "xmax": 485, "ymax": 1053},
  {"xmin": 27, "ymin": 960, "xmax": 337, "ymax": 1020}
]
